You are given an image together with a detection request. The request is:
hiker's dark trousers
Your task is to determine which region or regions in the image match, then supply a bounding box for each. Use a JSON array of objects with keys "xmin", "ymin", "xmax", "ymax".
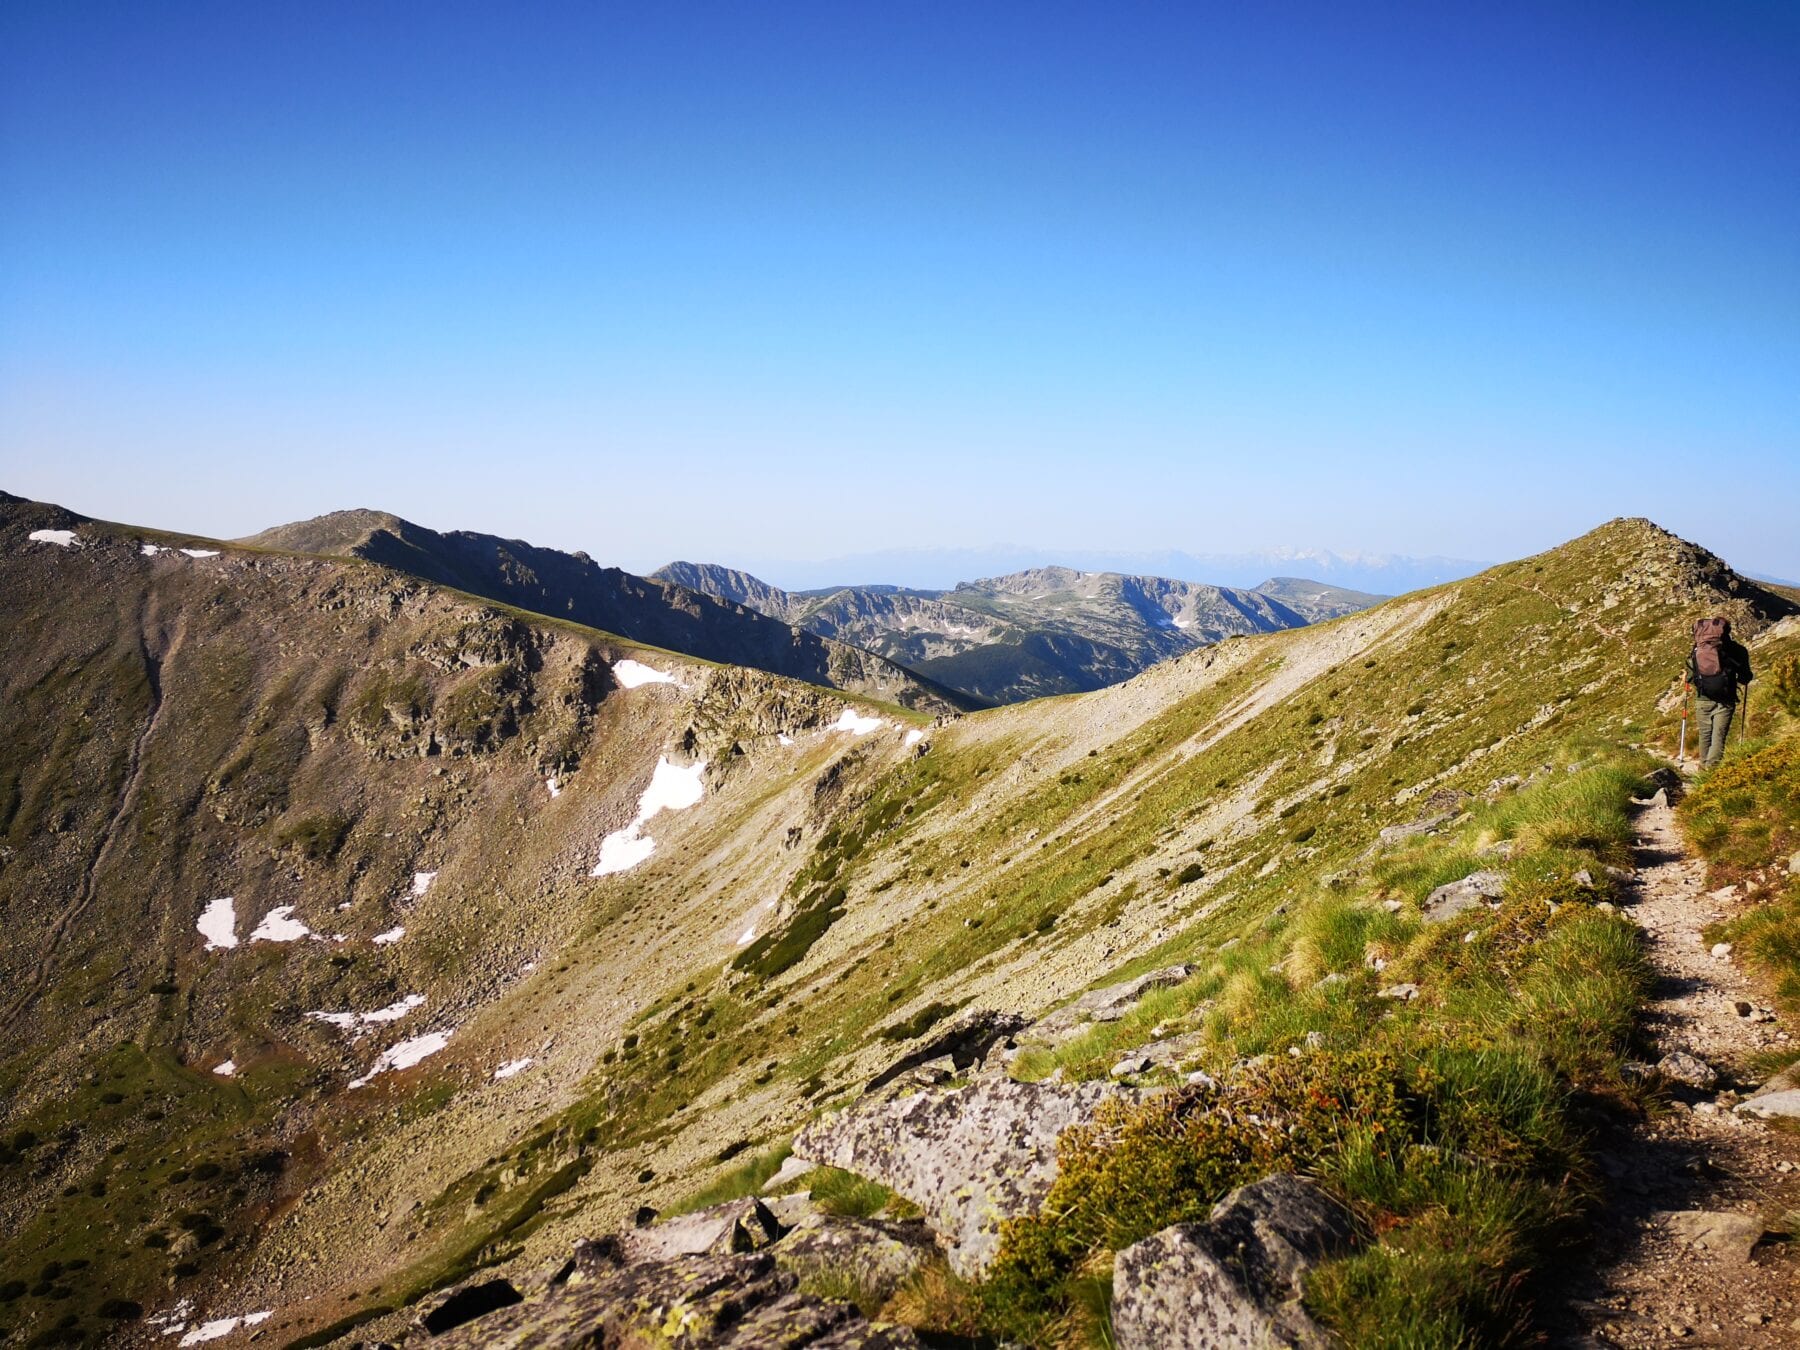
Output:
[{"xmin": 1695, "ymin": 693, "xmax": 1734, "ymax": 768}]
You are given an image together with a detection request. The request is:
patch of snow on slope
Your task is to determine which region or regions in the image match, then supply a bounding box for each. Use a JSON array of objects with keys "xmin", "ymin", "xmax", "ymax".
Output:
[
  {"xmin": 179, "ymin": 1313, "xmax": 269, "ymax": 1346},
  {"xmin": 778, "ymin": 733, "xmax": 795, "ymax": 747},
  {"xmin": 213, "ymin": 1060, "xmax": 236, "ymax": 1077},
  {"xmin": 372, "ymin": 926, "xmax": 405, "ymax": 945},
  {"xmin": 493, "ymin": 1057, "xmax": 533, "ymax": 1079},
  {"xmin": 350, "ymin": 1030, "xmax": 451, "ymax": 1088},
  {"xmin": 141, "ymin": 542, "xmax": 163, "ymax": 556},
  {"xmin": 250, "ymin": 905, "xmax": 312, "ymax": 942},
  {"xmin": 28, "ymin": 529, "xmax": 79, "ymax": 547},
  {"xmin": 198, "ymin": 898, "xmax": 238, "ymax": 951},
  {"xmin": 304, "ymin": 1010, "xmax": 358, "ymax": 1030},
  {"xmin": 181, "ymin": 548, "xmax": 221, "ymax": 558},
  {"xmin": 904, "ymin": 729, "xmax": 924, "ymax": 747},
  {"xmin": 546, "ymin": 776, "xmax": 561, "ymax": 798},
  {"xmin": 411, "ymin": 871, "xmax": 436, "ymax": 895},
  {"xmin": 614, "ymin": 658, "xmax": 679, "ymax": 688},
  {"xmin": 832, "ymin": 708, "xmax": 883, "ymax": 736},
  {"xmin": 359, "ymin": 994, "xmax": 426, "ymax": 1023},
  {"xmin": 591, "ymin": 756, "xmax": 707, "ymax": 877}
]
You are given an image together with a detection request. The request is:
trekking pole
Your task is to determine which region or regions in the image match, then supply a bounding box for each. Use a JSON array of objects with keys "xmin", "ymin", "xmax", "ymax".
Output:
[{"xmin": 1678, "ymin": 685, "xmax": 1688, "ymax": 765}]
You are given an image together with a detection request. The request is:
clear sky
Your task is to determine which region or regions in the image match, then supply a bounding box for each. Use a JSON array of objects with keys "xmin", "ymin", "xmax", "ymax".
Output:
[{"xmin": 3, "ymin": 1, "xmax": 1796, "ymax": 579}]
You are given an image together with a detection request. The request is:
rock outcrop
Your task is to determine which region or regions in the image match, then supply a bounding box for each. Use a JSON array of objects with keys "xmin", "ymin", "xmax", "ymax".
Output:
[
  {"xmin": 1112, "ymin": 1173, "xmax": 1357, "ymax": 1349},
  {"xmin": 433, "ymin": 1249, "xmax": 920, "ymax": 1348},
  {"xmin": 793, "ymin": 1078, "xmax": 1131, "ymax": 1275},
  {"xmin": 1420, "ymin": 869, "xmax": 1507, "ymax": 923},
  {"xmin": 773, "ymin": 1212, "xmax": 940, "ymax": 1303}
]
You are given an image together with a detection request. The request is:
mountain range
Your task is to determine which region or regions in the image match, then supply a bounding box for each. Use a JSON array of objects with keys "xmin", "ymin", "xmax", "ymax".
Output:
[
  {"xmin": 654, "ymin": 561, "xmax": 1384, "ymax": 704},
  {"xmin": 4, "ymin": 488, "xmax": 1797, "ymax": 1349}
]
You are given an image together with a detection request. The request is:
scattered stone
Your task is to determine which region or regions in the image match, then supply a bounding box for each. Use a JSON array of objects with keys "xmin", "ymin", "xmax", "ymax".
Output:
[
  {"xmin": 1649, "ymin": 787, "xmax": 1669, "ymax": 808},
  {"xmin": 1710, "ymin": 942, "xmax": 1733, "ymax": 959},
  {"xmin": 1661, "ymin": 1211, "xmax": 1767, "ymax": 1262},
  {"xmin": 1656, "ymin": 1052, "xmax": 1719, "ymax": 1091},
  {"xmin": 1112, "ymin": 1174, "xmax": 1357, "ymax": 1350},
  {"xmin": 793, "ymin": 1077, "xmax": 1132, "ymax": 1275},
  {"xmin": 773, "ymin": 1212, "xmax": 940, "ymax": 1303},
  {"xmin": 1734, "ymin": 1001, "xmax": 1755, "ymax": 1019},
  {"xmin": 1572, "ymin": 868, "xmax": 1595, "ymax": 888},
  {"xmin": 1420, "ymin": 870, "xmax": 1506, "ymax": 924},
  {"xmin": 1788, "ymin": 851, "xmax": 1800, "ymax": 876},
  {"xmin": 1708, "ymin": 885, "xmax": 1739, "ymax": 901},
  {"xmin": 764, "ymin": 1192, "xmax": 817, "ymax": 1227},
  {"xmin": 436, "ymin": 1251, "xmax": 920, "ymax": 1348},
  {"xmin": 1377, "ymin": 983, "xmax": 1420, "ymax": 1001},
  {"xmin": 1111, "ymin": 1055, "xmax": 1153, "ymax": 1078},
  {"xmin": 1380, "ymin": 899, "xmax": 1404, "ymax": 913},
  {"xmin": 904, "ymin": 1055, "xmax": 958, "ymax": 1087}
]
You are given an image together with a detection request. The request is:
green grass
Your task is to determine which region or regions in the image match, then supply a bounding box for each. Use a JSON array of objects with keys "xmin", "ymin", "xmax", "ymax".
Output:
[{"xmin": 975, "ymin": 749, "xmax": 1659, "ymax": 1348}]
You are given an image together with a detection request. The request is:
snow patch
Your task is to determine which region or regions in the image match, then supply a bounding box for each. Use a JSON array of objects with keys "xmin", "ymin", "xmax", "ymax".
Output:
[
  {"xmin": 198, "ymin": 898, "xmax": 238, "ymax": 951},
  {"xmin": 493, "ymin": 1057, "xmax": 534, "ymax": 1080},
  {"xmin": 614, "ymin": 658, "xmax": 679, "ymax": 689},
  {"xmin": 778, "ymin": 733, "xmax": 795, "ymax": 747},
  {"xmin": 546, "ymin": 776, "xmax": 561, "ymax": 798},
  {"xmin": 832, "ymin": 708, "xmax": 883, "ymax": 736},
  {"xmin": 180, "ymin": 1315, "xmax": 269, "ymax": 1346},
  {"xmin": 305, "ymin": 994, "xmax": 425, "ymax": 1032},
  {"xmin": 141, "ymin": 542, "xmax": 164, "ymax": 556},
  {"xmin": 372, "ymin": 926, "xmax": 405, "ymax": 945},
  {"xmin": 28, "ymin": 528, "xmax": 79, "ymax": 548},
  {"xmin": 180, "ymin": 548, "xmax": 221, "ymax": 559},
  {"xmin": 250, "ymin": 905, "xmax": 312, "ymax": 942},
  {"xmin": 411, "ymin": 871, "xmax": 436, "ymax": 896},
  {"xmin": 350, "ymin": 1030, "xmax": 451, "ymax": 1088},
  {"xmin": 904, "ymin": 729, "xmax": 924, "ymax": 748},
  {"xmin": 213, "ymin": 1060, "xmax": 236, "ymax": 1077},
  {"xmin": 590, "ymin": 757, "xmax": 707, "ymax": 877},
  {"xmin": 303, "ymin": 1010, "xmax": 358, "ymax": 1030}
]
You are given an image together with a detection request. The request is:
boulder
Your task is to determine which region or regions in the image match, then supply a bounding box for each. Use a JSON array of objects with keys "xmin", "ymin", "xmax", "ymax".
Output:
[
  {"xmin": 866, "ymin": 1010, "xmax": 1031, "ymax": 1092},
  {"xmin": 1029, "ymin": 966, "xmax": 1196, "ymax": 1041},
  {"xmin": 1420, "ymin": 870, "xmax": 1506, "ymax": 924},
  {"xmin": 1735, "ymin": 1089, "xmax": 1800, "ymax": 1121},
  {"xmin": 618, "ymin": 1197, "xmax": 785, "ymax": 1262},
  {"xmin": 763, "ymin": 1155, "xmax": 819, "ymax": 1193},
  {"xmin": 435, "ymin": 1251, "xmax": 920, "ymax": 1348},
  {"xmin": 1112, "ymin": 1173, "xmax": 1357, "ymax": 1350},
  {"xmin": 773, "ymin": 1213, "xmax": 940, "ymax": 1303},
  {"xmin": 1662, "ymin": 1210, "xmax": 1768, "ymax": 1262},
  {"xmin": 1656, "ymin": 1051, "xmax": 1719, "ymax": 1091},
  {"xmin": 793, "ymin": 1077, "xmax": 1131, "ymax": 1276}
]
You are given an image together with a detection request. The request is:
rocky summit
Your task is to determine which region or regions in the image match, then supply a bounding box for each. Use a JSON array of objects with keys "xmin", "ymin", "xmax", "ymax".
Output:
[{"xmin": 4, "ymin": 494, "xmax": 1800, "ymax": 1349}]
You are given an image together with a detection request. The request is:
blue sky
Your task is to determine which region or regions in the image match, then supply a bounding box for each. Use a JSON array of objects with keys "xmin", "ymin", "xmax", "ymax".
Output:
[{"xmin": 3, "ymin": 1, "xmax": 1796, "ymax": 580}]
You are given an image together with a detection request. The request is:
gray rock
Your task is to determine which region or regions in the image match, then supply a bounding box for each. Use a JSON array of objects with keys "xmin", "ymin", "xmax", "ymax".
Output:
[
  {"xmin": 619, "ymin": 1197, "xmax": 784, "ymax": 1262},
  {"xmin": 1420, "ymin": 870, "xmax": 1506, "ymax": 924},
  {"xmin": 763, "ymin": 1155, "xmax": 819, "ymax": 1193},
  {"xmin": 437, "ymin": 1251, "xmax": 920, "ymax": 1348},
  {"xmin": 1031, "ymin": 966, "xmax": 1196, "ymax": 1040},
  {"xmin": 1735, "ymin": 1089, "xmax": 1800, "ymax": 1120},
  {"xmin": 1789, "ymin": 851, "xmax": 1800, "ymax": 876},
  {"xmin": 866, "ymin": 1010, "xmax": 1031, "ymax": 1092},
  {"xmin": 1649, "ymin": 787, "xmax": 1669, "ymax": 808},
  {"xmin": 1377, "ymin": 811, "xmax": 1455, "ymax": 846},
  {"xmin": 1111, "ymin": 1055, "xmax": 1153, "ymax": 1078},
  {"xmin": 1656, "ymin": 1052, "xmax": 1719, "ymax": 1090},
  {"xmin": 1377, "ymin": 983, "xmax": 1420, "ymax": 1001},
  {"xmin": 773, "ymin": 1213, "xmax": 940, "ymax": 1303},
  {"xmin": 793, "ymin": 1077, "xmax": 1131, "ymax": 1276},
  {"xmin": 1661, "ymin": 1211, "xmax": 1768, "ymax": 1261},
  {"xmin": 1112, "ymin": 1174, "xmax": 1357, "ymax": 1349}
]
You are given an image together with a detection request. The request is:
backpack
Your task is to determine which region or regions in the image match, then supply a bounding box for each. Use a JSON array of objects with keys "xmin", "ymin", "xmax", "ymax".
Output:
[{"xmin": 1692, "ymin": 617, "xmax": 1734, "ymax": 697}]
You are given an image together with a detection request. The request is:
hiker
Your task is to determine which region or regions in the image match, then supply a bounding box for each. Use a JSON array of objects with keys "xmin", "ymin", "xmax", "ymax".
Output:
[{"xmin": 1686, "ymin": 617, "xmax": 1753, "ymax": 769}]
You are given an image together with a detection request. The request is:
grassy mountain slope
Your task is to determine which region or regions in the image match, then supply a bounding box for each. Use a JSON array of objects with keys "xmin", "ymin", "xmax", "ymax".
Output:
[
  {"xmin": 653, "ymin": 559, "xmax": 1387, "ymax": 704},
  {"xmin": 3, "ymin": 506, "xmax": 1793, "ymax": 1348},
  {"xmin": 244, "ymin": 510, "xmax": 973, "ymax": 715}
]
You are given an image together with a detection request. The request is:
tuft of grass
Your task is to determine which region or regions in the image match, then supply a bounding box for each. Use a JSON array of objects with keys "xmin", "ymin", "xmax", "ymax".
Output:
[{"xmin": 664, "ymin": 1143, "xmax": 791, "ymax": 1216}]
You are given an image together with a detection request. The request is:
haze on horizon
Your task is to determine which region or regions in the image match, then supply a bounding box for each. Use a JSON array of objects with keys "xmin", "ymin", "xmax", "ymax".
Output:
[{"xmin": 2, "ymin": 2, "xmax": 1796, "ymax": 580}]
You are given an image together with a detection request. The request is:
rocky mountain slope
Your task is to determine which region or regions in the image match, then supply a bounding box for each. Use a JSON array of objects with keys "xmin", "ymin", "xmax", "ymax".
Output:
[
  {"xmin": 654, "ymin": 560, "xmax": 1384, "ymax": 704},
  {"xmin": 242, "ymin": 510, "xmax": 973, "ymax": 716},
  {"xmin": 4, "ymin": 499, "xmax": 1796, "ymax": 1349}
]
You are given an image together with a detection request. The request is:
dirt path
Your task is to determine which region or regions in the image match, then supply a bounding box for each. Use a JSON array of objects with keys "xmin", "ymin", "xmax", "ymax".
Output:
[{"xmin": 1559, "ymin": 791, "xmax": 1800, "ymax": 1346}]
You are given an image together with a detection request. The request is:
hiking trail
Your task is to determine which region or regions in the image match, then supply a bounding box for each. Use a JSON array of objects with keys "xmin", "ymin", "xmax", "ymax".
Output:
[{"xmin": 1561, "ymin": 787, "xmax": 1800, "ymax": 1346}]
